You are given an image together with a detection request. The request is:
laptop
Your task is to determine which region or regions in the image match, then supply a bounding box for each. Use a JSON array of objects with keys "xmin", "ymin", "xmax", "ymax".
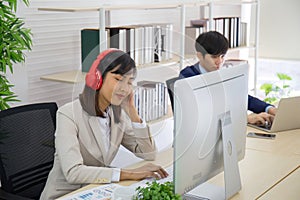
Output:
[{"xmin": 248, "ymin": 96, "xmax": 300, "ymax": 132}]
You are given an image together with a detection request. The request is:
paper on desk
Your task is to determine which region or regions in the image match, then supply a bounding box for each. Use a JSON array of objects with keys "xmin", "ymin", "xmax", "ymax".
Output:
[{"xmin": 57, "ymin": 184, "xmax": 118, "ymax": 200}]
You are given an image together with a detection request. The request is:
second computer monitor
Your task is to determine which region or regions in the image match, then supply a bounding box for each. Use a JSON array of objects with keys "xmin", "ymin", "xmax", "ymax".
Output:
[{"xmin": 173, "ymin": 63, "xmax": 249, "ymax": 199}]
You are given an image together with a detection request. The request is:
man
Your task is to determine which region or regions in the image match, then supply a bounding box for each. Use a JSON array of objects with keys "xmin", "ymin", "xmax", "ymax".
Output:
[{"xmin": 180, "ymin": 31, "xmax": 276, "ymax": 126}]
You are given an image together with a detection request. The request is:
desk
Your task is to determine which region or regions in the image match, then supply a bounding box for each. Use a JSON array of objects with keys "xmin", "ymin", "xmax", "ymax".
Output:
[
  {"xmin": 246, "ymin": 126, "xmax": 300, "ymax": 156},
  {"xmin": 58, "ymin": 127, "xmax": 300, "ymax": 200},
  {"xmin": 258, "ymin": 166, "xmax": 300, "ymax": 200},
  {"xmin": 208, "ymin": 150, "xmax": 300, "ymax": 200}
]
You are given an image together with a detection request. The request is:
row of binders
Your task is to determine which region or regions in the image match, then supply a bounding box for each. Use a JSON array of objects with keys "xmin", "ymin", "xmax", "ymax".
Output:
[
  {"xmin": 81, "ymin": 24, "xmax": 173, "ymax": 72},
  {"xmin": 189, "ymin": 17, "xmax": 248, "ymax": 49},
  {"xmin": 134, "ymin": 81, "xmax": 168, "ymax": 122},
  {"xmin": 113, "ymin": 24, "xmax": 173, "ymax": 66}
]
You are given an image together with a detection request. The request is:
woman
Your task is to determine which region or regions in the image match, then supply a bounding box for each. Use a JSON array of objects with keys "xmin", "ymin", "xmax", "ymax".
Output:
[{"xmin": 40, "ymin": 49, "xmax": 168, "ymax": 200}]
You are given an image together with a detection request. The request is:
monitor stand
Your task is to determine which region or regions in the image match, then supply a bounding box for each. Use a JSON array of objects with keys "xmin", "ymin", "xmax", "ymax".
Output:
[{"xmin": 183, "ymin": 117, "xmax": 242, "ymax": 200}]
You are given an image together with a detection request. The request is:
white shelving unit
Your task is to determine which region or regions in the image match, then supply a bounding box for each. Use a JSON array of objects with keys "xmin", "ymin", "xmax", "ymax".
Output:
[
  {"xmin": 38, "ymin": 2, "xmax": 216, "ymax": 70},
  {"xmin": 38, "ymin": 1, "xmax": 259, "ymax": 94},
  {"xmin": 195, "ymin": 0, "xmax": 260, "ymax": 94}
]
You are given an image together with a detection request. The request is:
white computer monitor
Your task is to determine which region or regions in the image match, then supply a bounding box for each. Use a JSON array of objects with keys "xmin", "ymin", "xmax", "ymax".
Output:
[{"xmin": 173, "ymin": 63, "xmax": 249, "ymax": 199}]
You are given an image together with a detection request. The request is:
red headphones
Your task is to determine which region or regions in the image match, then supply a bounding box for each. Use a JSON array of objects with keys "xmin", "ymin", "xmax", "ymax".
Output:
[{"xmin": 85, "ymin": 48, "xmax": 121, "ymax": 90}]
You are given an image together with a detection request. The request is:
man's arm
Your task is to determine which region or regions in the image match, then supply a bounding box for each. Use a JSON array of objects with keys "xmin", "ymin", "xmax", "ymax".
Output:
[{"xmin": 248, "ymin": 95, "xmax": 273, "ymax": 114}]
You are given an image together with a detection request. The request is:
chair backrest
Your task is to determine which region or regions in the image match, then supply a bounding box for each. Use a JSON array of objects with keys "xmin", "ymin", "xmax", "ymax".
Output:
[
  {"xmin": 0, "ymin": 102, "xmax": 58, "ymax": 199},
  {"xmin": 166, "ymin": 77, "xmax": 180, "ymax": 112}
]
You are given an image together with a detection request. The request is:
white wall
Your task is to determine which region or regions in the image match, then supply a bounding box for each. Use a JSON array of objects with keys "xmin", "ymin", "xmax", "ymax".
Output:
[{"xmin": 259, "ymin": 0, "xmax": 300, "ymax": 60}]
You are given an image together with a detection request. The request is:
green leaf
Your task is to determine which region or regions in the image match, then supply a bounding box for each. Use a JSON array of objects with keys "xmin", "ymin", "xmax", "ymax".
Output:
[
  {"xmin": 260, "ymin": 83, "xmax": 273, "ymax": 96},
  {"xmin": 22, "ymin": 0, "xmax": 30, "ymax": 7},
  {"xmin": 264, "ymin": 97, "xmax": 277, "ymax": 104},
  {"xmin": 277, "ymin": 73, "xmax": 292, "ymax": 81},
  {"xmin": 274, "ymin": 86, "xmax": 281, "ymax": 92}
]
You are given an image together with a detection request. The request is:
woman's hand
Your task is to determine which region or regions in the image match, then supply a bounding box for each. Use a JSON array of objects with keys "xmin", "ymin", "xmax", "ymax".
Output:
[
  {"xmin": 121, "ymin": 91, "xmax": 142, "ymax": 123},
  {"xmin": 247, "ymin": 112, "xmax": 274, "ymax": 126},
  {"xmin": 120, "ymin": 163, "xmax": 169, "ymax": 181}
]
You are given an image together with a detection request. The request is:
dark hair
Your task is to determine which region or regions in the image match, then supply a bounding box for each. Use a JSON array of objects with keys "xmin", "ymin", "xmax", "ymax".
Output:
[
  {"xmin": 79, "ymin": 50, "xmax": 136, "ymax": 123},
  {"xmin": 195, "ymin": 31, "xmax": 229, "ymax": 56}
]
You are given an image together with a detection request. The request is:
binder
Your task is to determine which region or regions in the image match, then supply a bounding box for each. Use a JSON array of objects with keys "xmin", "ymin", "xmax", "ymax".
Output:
[{"xmin": 81, "ymin": 29, "xmax": 100, "ymax": 72}]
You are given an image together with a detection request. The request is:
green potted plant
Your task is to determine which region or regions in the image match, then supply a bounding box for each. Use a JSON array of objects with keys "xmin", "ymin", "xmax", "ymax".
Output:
[
  {"xmin": 134, "ymin": 181, "xmax": 182, "ymax": 200},
  {"xmin": 260, "ymin": 73, "xmax": 292, "ymax": 104},
  {"xmin": 0, "ymin": 0, "xmax": 32, "ymax": 110}
]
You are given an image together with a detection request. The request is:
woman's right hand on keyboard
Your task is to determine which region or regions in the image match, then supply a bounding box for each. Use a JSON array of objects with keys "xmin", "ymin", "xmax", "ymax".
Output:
[{"xmin": 120, "ymin": 163, "xmax": 169, "ymax": 181}]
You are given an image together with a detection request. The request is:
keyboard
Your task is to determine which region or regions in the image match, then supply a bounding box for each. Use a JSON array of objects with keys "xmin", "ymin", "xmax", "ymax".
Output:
[
  {"xmin": 248, "ymin": 122, "xmax": 272, "ymax": 132},
  {"xmin": 258, "ymin": 122, "xmax": 272, "ymax": 130}
]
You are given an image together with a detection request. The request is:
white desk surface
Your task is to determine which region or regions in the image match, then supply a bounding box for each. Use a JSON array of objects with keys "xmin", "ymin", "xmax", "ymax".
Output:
[
  {"xmin": 208, "ymin": 149, "xmax": 300, "ymax": 200},
  {"xmin": 257, "ymin": 166, "xmax": 300, "ymax": 200},
  {"xmin": 58, "ymin": 148, "xmax": 300, "ymax": 200},
  {"xmin": 246, "ymin": 126, "xmax": 300, "ymax": 156},
  {"xmin": 57, "ymin": 126, "xmax": 300, "ymax": 200}
]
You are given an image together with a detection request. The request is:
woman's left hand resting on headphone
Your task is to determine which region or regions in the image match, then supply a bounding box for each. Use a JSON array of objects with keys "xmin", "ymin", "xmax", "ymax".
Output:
[{"xmin": 121, "ymin": 91, "xmax": 142, "ymax": 123}]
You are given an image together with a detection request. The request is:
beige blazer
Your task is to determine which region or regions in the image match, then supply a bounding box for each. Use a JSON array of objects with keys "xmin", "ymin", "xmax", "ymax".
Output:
[{"xmin": 40, "ymin": 99, "xmax": 156, "ymax": 200}]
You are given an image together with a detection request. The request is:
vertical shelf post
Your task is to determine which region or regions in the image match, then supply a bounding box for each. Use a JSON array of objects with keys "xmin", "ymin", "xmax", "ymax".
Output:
[
  {"xmin": 99, "ymin": 8, "xmax": 106, "ymax": 52},
  {"xmin": 180, "ymin": 4, "xmax": 186, "ymax": 70},
  {"xmin": 254, "ymin": 0, "xmax": 260, "ymax": 95},
  {"xmin": 208, "ymin": 2, "xmax": 214, "ymax": 31}
]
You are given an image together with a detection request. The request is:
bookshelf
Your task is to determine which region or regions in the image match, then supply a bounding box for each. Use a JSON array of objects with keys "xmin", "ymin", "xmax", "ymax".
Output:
[
  {"xmin": 211, "ymin": 0, "xmax": 259, "ymax": 94},
  {"xmin": 38, "ymin": 4, "xmax": 187, "ymax": 69},
  {"xmin": 38, "ymin": 1, "xmax": 259, "ymax": 91}
]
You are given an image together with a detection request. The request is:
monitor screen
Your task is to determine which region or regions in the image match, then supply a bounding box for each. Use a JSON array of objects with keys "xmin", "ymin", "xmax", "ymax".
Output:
[{"xmin": 173, "ymin": 63, "xmax": 249, "ymax": 198}]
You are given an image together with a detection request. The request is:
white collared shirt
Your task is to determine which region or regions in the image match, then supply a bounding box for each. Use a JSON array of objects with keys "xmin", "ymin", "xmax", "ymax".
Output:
[{"xmin": 97, "ymin": 107, "xmax": 146, "ymax": 182}]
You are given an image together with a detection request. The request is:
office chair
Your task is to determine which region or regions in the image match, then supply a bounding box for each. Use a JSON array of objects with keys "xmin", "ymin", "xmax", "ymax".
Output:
[
  {"xmin": 166, "ymin": 76, "xmax": 180, "ymax": 112},
  {"xmin": 0, "ymin": 102, "xmax": 58, "ymax": 200}
]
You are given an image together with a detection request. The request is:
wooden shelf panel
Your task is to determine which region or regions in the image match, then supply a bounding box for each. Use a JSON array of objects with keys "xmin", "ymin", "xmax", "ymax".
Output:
[{"xmin": 40, "ymin": 70, "xmax": 86, "ymax": 84}]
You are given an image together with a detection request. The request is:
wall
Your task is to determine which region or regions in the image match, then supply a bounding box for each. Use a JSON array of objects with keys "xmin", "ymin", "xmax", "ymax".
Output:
[{"xmin": 259, "ymin": 0, "xmax": 300, "ymax": 60}]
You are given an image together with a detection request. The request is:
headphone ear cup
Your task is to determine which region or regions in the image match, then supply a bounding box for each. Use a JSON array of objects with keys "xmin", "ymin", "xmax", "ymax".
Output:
[
  {"xmin": 85, "ymin": 69, "xmax": 103, "ymax": 90},
  {"xmin": 85, "ymin": 48, "xmax": 119, "ymax": 90}
]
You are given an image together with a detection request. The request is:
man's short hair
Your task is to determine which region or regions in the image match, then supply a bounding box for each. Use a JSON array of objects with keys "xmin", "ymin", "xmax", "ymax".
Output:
[{"xmin": 195, "ymin": 31, "xmax": 229, "ymax": 56}]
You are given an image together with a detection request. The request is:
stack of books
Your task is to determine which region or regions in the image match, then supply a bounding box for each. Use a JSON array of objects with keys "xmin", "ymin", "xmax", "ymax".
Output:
[
  {"xmin": 134, "ymin": 80, "xmax": 168, "ymax": 122},
  {"xmin": 188, "ymin": 17, "xmax": 248, "ymax": 49},
  {"xmin": 81, "ymin": 24, "xmax": 173, "ymax": 72}
]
